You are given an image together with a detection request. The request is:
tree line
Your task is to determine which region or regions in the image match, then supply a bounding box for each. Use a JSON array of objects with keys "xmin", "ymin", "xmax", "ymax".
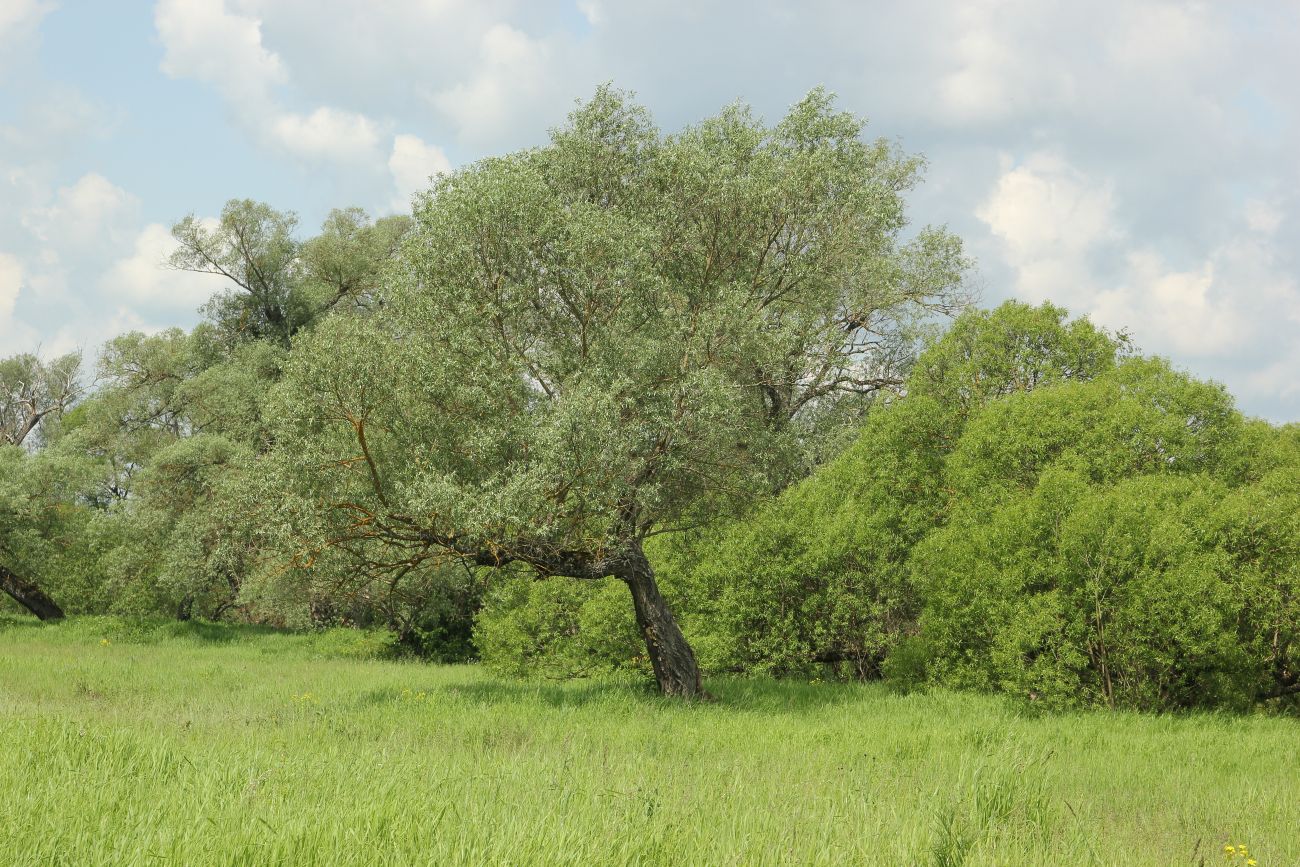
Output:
[{"xmin": 2, "ymin": 88, "xmax": 1295, "ymax": 709}]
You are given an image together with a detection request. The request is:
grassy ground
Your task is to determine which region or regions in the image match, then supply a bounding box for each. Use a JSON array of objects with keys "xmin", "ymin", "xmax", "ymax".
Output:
[{"xmin": 1, "ymin": 618, "xmax": 1295, "ymax": 866}]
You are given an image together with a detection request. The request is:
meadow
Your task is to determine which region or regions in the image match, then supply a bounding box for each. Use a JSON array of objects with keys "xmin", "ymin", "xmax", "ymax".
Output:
[{"xmin": 1, "ymin": 617, "xmax": 1296, "ymax": 866}]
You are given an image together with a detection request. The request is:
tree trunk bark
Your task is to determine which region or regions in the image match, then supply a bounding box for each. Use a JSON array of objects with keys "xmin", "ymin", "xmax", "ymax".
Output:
[
  {"xmin": 0, "ymin": 563, "xmax": 65, "ymax": 620},
  {"xmin": 621, "ymin": 546, "xmax": 706, "ymax": 699}
]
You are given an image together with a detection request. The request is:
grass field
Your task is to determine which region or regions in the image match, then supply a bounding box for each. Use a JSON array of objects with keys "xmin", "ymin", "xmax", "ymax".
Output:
[{"xmin": 1, "ymin": 618, "xmax": 1296, "ymax": 866}]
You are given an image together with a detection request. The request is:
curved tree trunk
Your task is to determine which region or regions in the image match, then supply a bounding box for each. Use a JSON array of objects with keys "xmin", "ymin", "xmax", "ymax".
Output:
[
  {"xmin": 0, "ymin": 564, "xmax": 65, "ymax": 620},
  {"xmin": 621, "ymin": 546, "xmax": 706, "ymax": 699}
]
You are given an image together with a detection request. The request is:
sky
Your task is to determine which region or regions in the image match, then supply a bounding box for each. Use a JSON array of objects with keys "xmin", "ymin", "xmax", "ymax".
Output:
[{"xmin": 1, "ymin": 1, "xmax": 1298, "ymax": 422}]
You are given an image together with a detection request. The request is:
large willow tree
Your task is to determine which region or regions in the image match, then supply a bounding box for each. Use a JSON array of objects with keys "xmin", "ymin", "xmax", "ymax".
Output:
[
  {"xmin": 272, "ymin": 87, "xmax": 969, "ymax": 696},
  {"xmin": 0, "ymin": 351, "xmax": 83, "ymax": 619}
]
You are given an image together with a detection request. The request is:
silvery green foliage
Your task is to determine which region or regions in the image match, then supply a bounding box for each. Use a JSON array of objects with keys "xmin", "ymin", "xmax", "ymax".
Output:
[
  {"xmin": 171, "ymin": 200, "xmax": 304, "ymax": 347},
  {"xmin": 299, "ymin": 207, "xmax": 411, "ymax": 315},
  {"xmin": 46, "ymin": 327, "xmax": 289, "ymax": 618},
  {"xmin": 171, "ymin": 201, "xmax": 410, "ymax": 348},
  {"xmin": 272, "ymin": 86, "xmax": 969, "ymax": 580},
  {"xmin": 0, "ymin": 351, "xmax": 83, "ymax": 448},
  {"xmin": 0, "ymin": 351, "xmax": 86, "ymax": 615},
  {"xmin": 0, "ymin": 442, "xmax": 103, "ymax": 612}
]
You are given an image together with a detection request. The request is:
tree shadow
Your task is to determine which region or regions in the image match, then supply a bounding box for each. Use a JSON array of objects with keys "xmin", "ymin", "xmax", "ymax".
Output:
[
  {"xmin": 436, "ymin": 674, "xmax": 885, "ymax": 715},
  {"xmin": 705, "ymin": 677, "xmax": 888, "ymax": 714},
  {"xmin": 0, "ymin": 612, "xmax": 43, "ymax": 631},
  {"xmin": 0, "ymin": 614, "xmax": 306, "ymax": 645},
  {"xmin": 116, "ymin": 618, "xmax": 290, "ymax": 645},
  {"xmin": 443, "ymin": 678, "xmax": 657, "ymax": 709}
]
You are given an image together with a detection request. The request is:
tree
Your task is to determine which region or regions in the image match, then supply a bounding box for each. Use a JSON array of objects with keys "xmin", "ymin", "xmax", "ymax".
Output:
[
  {"xmin": 0, "ymin": 351, "xmax": 83, "ymax": 447},
  {"xmin": 171, "ymin": 201, "xmax": 303, "ymax": 346},
  {"xmin": 0, "ymin": 444, "xmax": 101, "ymax": 620},
  {"xmin": 299, "ymin": 208, "xmax": 411, "ymax": 315},
  {"xmin": 41, "ymin": 204, "xmax": 415, "ymax": 626},
  {"xmin": 911, "ymin": 358, "xmax": 1259, "ymax": 710},
  {"xmin": 1215, "ymin": 455, "xmax": 1300, "ymax": 707},
  {"xmin": 0, "ymin": 351, "xmax": 84, "ymax": 618},
  {"xmin": 271, "ymin": 87, "xmax": 969, "ymax": 697},
  {"xmin": 65, "ymin": 328, "xmax": 288, "ymax": 620},
  {"xmin": 170, "ymin": 202, "xmax": 410, "ymax": 348}
]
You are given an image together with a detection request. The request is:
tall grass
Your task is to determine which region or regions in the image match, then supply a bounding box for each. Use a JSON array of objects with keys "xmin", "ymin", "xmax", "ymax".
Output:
[{"xmin": 1, "ymin": 617, "xmax": 1295, "ymax": 865}]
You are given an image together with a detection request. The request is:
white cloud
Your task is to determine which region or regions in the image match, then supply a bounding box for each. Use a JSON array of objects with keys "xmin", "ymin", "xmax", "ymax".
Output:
[
  {"xmin": 980, "ymin": 151, "xmax": 1300, "ymax": 394},
  {"xmin": 0, "ymin": 0, "xmax": 47, "ymax": 36},
  {"xmin": 0, "ymin": 251, "xmax": 44, "ymax": 352},
  {"xmin": 388, "ymin": 134, "xmax": 452, "ymax": 212},
  {"xmin": 155, "ymin": 0, "xmax": 286, "ymax": 109},
  {"xmin": 0, "ymin": 161, "xmax": 215, "ymax": 356},
  {"xmin": 2, "ymin": 0, "xmax": 1290, "ymax": 419},
  {"xmin": 0, "ymin": 0, "xmax": 52, "ymax": 78},
  {"xmin": 937, "ymin": 3, "xmax": 1026, "ymax": 123},
  {"xmin": 433, "ymin": 23, "xmax": 557, "ymax": 145},
  {"xmin": 271, "ymin": 106, "xmax": 384, "ymax": 163},
  {"xmin": 223, "ymin": 0, "xmax": 517, "ymax": 117},
  {"xmin": 930, "ymin": 0, "xmax": 1085, "ymax": 127},
  {"xmin": 1, "ymin": 85, "xmax": 118, "ymax": 153},
  {"xmin": 101, "ymin": 223, "xmax": 219, "ymax": 313},
  {"xmin": 151, "ymin": 2, "xmax": 577, "ymax": 164},
  {"xmin": 1245, "ymin": 348, "xmax": 1300, "ymax": 405},
  {"xmin": 1091, "ymin": 253, "xmax": 1246, "ymax": 357},
  {"xmin": 1106, "ymin": 2, "xmax": 1219, "ymax": 73},
  {"xmin": 155, "ymin": 0, "xmax": 388, "ymax": 168},
  {"xmin": 1244, "ymin": 199, "xmax": 1284, "ymax": 235},
  {"xmin": 577, "ymin": 1, "xmax": 603, "ymax": 27},
  {"xmin": 0, "ymin": 253, "xmax": 23, "ymax": 320},
  {"xmin": 20, "ymin": 173, "xmax": 140, "ymax": 252},
  {"xmin": 976, "ymin": 152, "xmax": 1118, "ymax": 303},
  {"xmin": 10, "ymin": 175, "xmax": 141, "ymax": 312}
]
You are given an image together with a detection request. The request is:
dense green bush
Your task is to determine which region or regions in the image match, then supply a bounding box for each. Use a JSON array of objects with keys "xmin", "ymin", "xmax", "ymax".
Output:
[
  {"xmin": 475, "ymin": 572, "xmax": 646, "ymax": 678},
  {"xmin": 476, "ymin": 301, "xmax": 1300, "ymax": 711},
  {"xmin": 915, "ymin": 473, "xmax": 1242, "ymax": 709},
  {"xmin": 907, "ymin": 357, "xmax": 1296, "ymax": 710}
]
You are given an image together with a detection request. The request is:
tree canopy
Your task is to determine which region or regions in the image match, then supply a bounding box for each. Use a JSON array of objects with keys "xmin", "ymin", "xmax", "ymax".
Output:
[
  {"xmin": 0, "ymin": 351, "xmax": 83, "ymax": 448},
  {"xmin": 170, "ymin": 201, "xmax": 410, "ymax": 347},
  {"xmin": 268, "ymin": 86, "xmax": 969, "ymax": 695}
]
